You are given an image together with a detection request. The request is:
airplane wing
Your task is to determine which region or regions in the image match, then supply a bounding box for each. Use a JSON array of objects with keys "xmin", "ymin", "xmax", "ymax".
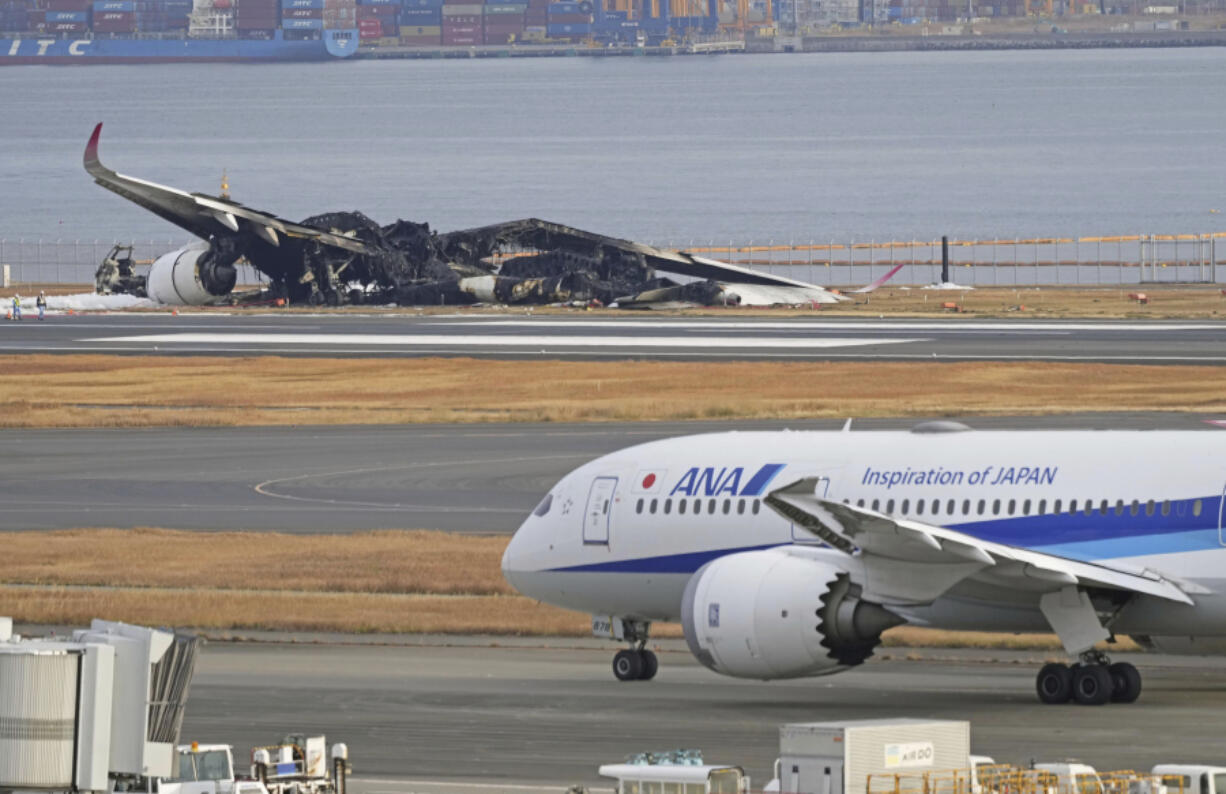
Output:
[
  {"xmin": 84, "ymin": 123, "xmax": 370, "ymax": 254},
  {"xmin": 848, "ymin": 262, "xmax": 904, "ymax": 294},
  {"xmin": 765, "ymin": 477, "xmax": 1197, "ymax": 607}
]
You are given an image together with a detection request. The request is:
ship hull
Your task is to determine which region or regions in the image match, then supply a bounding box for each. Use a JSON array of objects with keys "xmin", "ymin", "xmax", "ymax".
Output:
[{"xmin": 0, "ymin": 29, "xmax": 358, "ymax": 63}]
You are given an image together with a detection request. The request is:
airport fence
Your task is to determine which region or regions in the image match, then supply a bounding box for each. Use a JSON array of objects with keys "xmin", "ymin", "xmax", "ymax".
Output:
[{"xmin": 1, "ymin": 233, "xmax": 1223, "ymax": 289}]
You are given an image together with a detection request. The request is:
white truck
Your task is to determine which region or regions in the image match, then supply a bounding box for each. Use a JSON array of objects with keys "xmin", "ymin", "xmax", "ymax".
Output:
[
  {"xmin": 1151, "ymin": 766, "xmax": 1226, "ymax": 794},
  {"xmin": 766, "ymin": 719, "xmax": 971, "ymax": 794},
  {"xmin": 158, "ymin": 737, "xmax": 350, "ymax": 794}
]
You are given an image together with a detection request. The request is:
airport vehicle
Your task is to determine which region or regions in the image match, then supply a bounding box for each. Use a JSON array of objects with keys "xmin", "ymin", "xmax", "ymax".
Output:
[
  {"xmin": 1033, "ymin": 763, "xmax": 1102, "ymax": 794},
  {"xmin": 161, "ymin": 736, "xmax": 348, "ymax": 794},
  {"xmin": 1151, "ymin": 767, "xmax": 1226, "ymax": 794},
  {"xmin": 501, "ymin": 423, "xmax": 1226, "ymax": 704}
]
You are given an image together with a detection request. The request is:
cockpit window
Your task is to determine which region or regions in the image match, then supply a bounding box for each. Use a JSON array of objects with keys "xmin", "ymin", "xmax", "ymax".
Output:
[{"xmin": 533, "ymin": 493, "xmax": 553, "ymax": 517}]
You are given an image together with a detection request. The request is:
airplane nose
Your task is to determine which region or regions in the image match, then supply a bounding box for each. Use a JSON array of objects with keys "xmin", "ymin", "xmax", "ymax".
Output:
[{"xmin": 501, "ymin": 520, "xmax": 529, "ymax": 590}]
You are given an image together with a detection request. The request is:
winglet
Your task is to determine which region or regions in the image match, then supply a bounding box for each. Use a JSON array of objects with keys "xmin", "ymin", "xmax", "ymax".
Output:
[
  {"xmin": 84, "ymin": 122, "xmax": 103, "ymax": 175},
  {"xmin": 850, "ymin": 262, "xmax": 905, "ymax": 294}
]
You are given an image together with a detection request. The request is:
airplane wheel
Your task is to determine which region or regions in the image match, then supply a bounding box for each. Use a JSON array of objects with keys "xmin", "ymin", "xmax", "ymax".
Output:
[
  {"xmin": 638, "ymin": 650, "xmax": 658, "ymax": 681},
  {"xmin": 1072, "ymin": 663, "xmax": 1112, "ymax": 705},
  {"xmin": 1035, "ymin": 662, "xmax": 1073, "ymax": 704},
  {"xmin": 1108, "ymin": 662, "xmax": 1142, "ymax": 703},
  {"xmin": 613, "ymin": 649, "xmax": 644, "ymax": 681}
]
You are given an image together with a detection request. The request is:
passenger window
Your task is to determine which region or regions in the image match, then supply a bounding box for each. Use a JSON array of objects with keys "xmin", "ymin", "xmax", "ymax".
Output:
[
  {"xmin": 1115, "ymin": 500, "xmax": 1125, "ymax": 516},
  {"xmin": 737, "ymin": 499, "xmax": 745, "ymax": 515},
  {"xmin": 916, "ymin": 499, "xmax": 924, "ymax": 516},
  {"xmin": 1023, "ymin": 499, "xmax": 1031, "ymax": 515},
  {"xmin": 650, "ymin": 498, "xmax": 658, "ymax": 514},
  {"xmin": 679, "ymin": 499, "xmax": 687, "ymax": 515},
  {"xmin": 635, "ymin": 498, "xmax": 643, "ymax": 514},
  {"xmin": 752, "ymin": 499, "xmax": 760, "ymax": 514},
  {"xmin": 872, "ymin": 499, "xmax": 880, "ymax": 511},
  {"xmin": 1085, "ymin": 500, "xmax": 1094, "ymax": 516},
  {"xmin": 664, "ymin": 499, "xmax": 672, "ymax": 515},
  {"xmin": 1130, "ymin": 500, "xmax": 1140, "ymax": 516},
  {"xmin": 1067, "ymin": 499, "xmax": 1075, "ymax": 513},
  {"xmin": 1100, "ymin": 499, "xmax": 1109, "ymax": 515},
  {"xmin": 992, "ymin": 499, "xmax": 1000, "ymax": 515},
  {"xmin": 977, "ymin": 499, "xmax": 985, "ymax": 515},
  {"xmin": 723, "ymin": 499, "xmax": 731, "ymax": 514},
  {"xmin": 1038, "ymin": 499, "xmax": 1046, "ymax": 514},
  {"xmin": 1007, "ymin": 499, "xmax": 1015, "ymax": 515},
  {"xmin": 1161, "ymin": 500, "xmax": 1170, "ymax": 516},
  {"xmin": 901, "ymin": 499, "xmax": 910, "ymax": 514},
  {"xmin": 1194, "ymin": 499, "xmax": 1203, "ymax": 517},
  {"xmin": 887, "ymin": 499, "xmax": 895, "ymax": 514},
  {"xmin": 1177, "ymin": 499, "xmax": 1187, "ymax": 517},
  {"xmin": 708, "ymin": 499, "xmax": 716, "ymax": 514},
  {"xmin": 1054, "ymin": 499, "xmax": 1061, "ymax": 513},
  {"xmin": 962, "ymin": 499, "xmax": 970, "ymax": 515},
  {"xmin": 947, "ymin": 499, "xmax": 955, "ymax": 514},
  {"xmin": 857, "ymin": 499, "xmax": 865, "ymax": 507}
]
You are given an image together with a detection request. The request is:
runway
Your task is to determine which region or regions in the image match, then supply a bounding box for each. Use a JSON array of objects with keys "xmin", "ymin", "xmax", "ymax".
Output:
[
  {"xmin": 175, "ymin": 638, "xmax": 1226, "ymax": 792},
  {"xmin": 3, "ymin": 414, "xmax": 1222, "ymax": 533},
  {"xmin": 3, "ymin": 313, "xmax": 1226, "ymax": 362}
]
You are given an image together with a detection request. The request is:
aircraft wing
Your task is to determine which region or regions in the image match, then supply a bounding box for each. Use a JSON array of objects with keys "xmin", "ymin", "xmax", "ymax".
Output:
[
  {"xmin": 765, "ymin": 477, "xmax": 1196, "ymax": 607},
  {"xmin": 84, "ymin": 123, "xmax": 370, "ymax": 254}
]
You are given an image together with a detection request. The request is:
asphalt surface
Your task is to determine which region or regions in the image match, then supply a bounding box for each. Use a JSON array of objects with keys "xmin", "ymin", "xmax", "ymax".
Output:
[
  {"xmin": 174, "ymin": 639, "xmax": 1226, "ymax": 792},
  {"xmin": 4, "ymin": 414, "xmax": 1224, "ymax": 533},
  {"xmin": 3, "ymin": 313, "xmax": 1226, "ymax": 363}
]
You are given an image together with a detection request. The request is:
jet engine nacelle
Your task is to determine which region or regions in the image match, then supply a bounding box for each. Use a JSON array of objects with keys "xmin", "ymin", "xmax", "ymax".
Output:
[
  {"xmin": 680, "ymin": 549, "xmax": 903, "ymax": 680},
  {"xmin": 146, "ymin": 241, "xmax": 238, "ymax": 306}
]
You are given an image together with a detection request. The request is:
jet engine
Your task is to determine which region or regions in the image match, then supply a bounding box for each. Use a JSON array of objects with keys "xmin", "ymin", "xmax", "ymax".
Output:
[
  {"xmin": 680, "ymin": 549, "xmax": 904, "ymax": 680},
  {"xmin": 145, "ymin": 240, "xmax": 239, "ymax": 305}
]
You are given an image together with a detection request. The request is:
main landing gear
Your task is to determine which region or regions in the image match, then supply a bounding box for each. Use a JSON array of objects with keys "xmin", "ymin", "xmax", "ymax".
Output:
[
  {"xmin": 1035, "ymin": 651, "xmax": 1142, "ymax": 705},
  {"xmin": 610, "ymin": 619, "xmax": 658, "ymax": 682}
]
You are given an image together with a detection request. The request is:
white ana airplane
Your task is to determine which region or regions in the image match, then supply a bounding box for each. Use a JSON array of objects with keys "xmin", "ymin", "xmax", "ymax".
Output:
[{"xmin": 501, "ymin": 421, "xmax": 1226, "ymax": 705}]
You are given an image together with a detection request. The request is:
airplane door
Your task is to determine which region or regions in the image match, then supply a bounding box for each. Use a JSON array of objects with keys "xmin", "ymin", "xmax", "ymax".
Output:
[
  {"xmin": 1219, "ymin": 481, "xmax": 1226, "ymax": 546},
  {"xmin": 791, "ymin": 475, "xmax": 831, "ymax": 542},
  {"xmin": 583, "ymin": 476, "xmax": 617, "ymax": 545}
]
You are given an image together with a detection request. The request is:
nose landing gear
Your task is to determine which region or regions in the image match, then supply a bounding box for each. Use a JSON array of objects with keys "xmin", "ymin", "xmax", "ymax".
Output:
[
  {"xmin": 608, "ymin": 619, "xmax": 657, "ymax": 682},
  {"xmin": 1035, "ymin": 652, "xmax": 1141, "ymax": 705}
]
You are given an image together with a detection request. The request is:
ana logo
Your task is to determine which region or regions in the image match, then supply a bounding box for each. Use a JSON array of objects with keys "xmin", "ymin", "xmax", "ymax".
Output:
[
  {"xmin": 641, "ymin": 473, "xmax": 656, "ymax": 489},
  {"xmin": 633, "ymin": 469, "xmax": 666, "ymax": 494},
  {"xmin": 669, "ymin": 463, "xmax": 785, "ymax": 498}
]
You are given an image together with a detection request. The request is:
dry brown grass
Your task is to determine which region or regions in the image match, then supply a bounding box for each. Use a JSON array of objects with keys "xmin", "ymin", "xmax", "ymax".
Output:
[
  {"xmin": 0, "ymin": 529, "xmax": 1115, "ymax": 649},
  {"xmin": 0, "ymin": 529, "xmax": 513, "ymax": 595},
  {"xmin": 6, "ymin": 355, "xmax": 1226, "ymax": 428}
]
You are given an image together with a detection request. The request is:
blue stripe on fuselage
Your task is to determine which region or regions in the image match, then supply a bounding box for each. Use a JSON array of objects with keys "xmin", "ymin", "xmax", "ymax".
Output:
[
  {"xmin": 740, "ymin": 463, "xmax": 786, "ymax": 496},
  {"xmin": 549, "ymin": 543, "xmax": 786, "ymax": 574}
]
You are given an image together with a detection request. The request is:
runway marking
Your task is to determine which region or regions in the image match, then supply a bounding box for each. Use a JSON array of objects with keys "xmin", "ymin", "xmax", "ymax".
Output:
[
  {"xmin": 253, "ymin": 453, "xmax": 592, "ymax": 510},
  {"xmin": 431, "ymin": 319, "xmax": 1226, "ymax": 332},
  {"xmin": 85, "ymin": 332, "xmax": 923, "ymax": 350},
  {"xmin": 352, "ymin": 780, "xmax": 613, "ymax": 794}
]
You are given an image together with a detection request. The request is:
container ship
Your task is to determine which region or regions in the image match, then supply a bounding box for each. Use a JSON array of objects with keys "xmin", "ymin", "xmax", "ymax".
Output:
[{"xmin": 0, "ymin": 0, "xmax": 359, "ymax": 62}]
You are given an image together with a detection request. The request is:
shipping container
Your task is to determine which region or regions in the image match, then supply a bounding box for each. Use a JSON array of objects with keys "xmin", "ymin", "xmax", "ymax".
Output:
[
  {"xmin": 48, "ymin": 10, "xmax": 87, "ymax": 20},
  {"xmin": 93, "ymin": 0, "xmax": 134, "ymax": 10},
  {"xmin": 546, "ymin": 11, "xmax": 588, "ymax": 20},
  {"xmin": 235, "ymin": 25, "xmax": 276, "ymax": 35},
  {"xmin": 236, "ymin": 15, "xmax": 278, "ymax": 25},
  {"xmin": 399, "ymin": 7, "xmax": 439, "ymax": 18},
  {"xmin": 48, "ymin": 19, "xmax": 87, "ymax": 28},
  {"xmin": 283, "ymin": 0, "xmax": 325, "ymax": 7},
  {"xmin": 282, "ymin": 15, "xmax": 323, "ymax": 25},
  {"xmin": 398, "ymin": 32, "xmax": 439, "ymax": 41},
  {"xmin": 484, "ymin": 3, "xmax": 525, "ymax": 11},
  {"xmin": 546, "ymin": 20, "xmax": 587, "ymax": 31},
  {"xmin": 399, "ymin": 21, "xmax": 437, "ymax": 30},
  {"xmin": 357, "ymin": 14, "xmax": 380, "ymax": 31},
  {"xmin": 441, "ymin": 32, "xmax": 477, "ymax": 40},
  {"xmin": 524, "ymin": 10, "xmax": 546, "ymax": 20},
  {"xmin": 358, "ymin": 0, "xmax": 398, "ymax": 5},
  {"xmin": 547, "ymin": 0, "xmax": 581, "ymax": 10}
]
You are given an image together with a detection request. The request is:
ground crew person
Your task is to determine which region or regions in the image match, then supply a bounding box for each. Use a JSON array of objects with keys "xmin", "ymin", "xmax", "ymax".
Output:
[
  {"xmin": 10, "ymin": 294, "xmax": 20, "ymax": 320},
  {"xmin": 36, "ymin": 291, "xmax": 46, "ymax": 320}
]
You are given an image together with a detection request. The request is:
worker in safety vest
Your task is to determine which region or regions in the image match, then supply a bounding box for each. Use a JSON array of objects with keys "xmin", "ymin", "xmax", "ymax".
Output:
[
  {"xmin": 10, "ymin": 294, "xmax": 20, "ymax": 321},
  {"xmin": 36, "ymin": 292, "xmax": 46, "ymax": 321}
]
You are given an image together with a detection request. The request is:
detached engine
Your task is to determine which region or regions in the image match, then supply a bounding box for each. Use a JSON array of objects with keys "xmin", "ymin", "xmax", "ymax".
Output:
[{"xmin": 680, "ymin": 549, "xmax": 904, "ymax": 680}]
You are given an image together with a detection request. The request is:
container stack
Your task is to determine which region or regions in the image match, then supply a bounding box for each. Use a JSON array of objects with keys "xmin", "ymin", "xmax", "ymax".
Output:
[
  {"xmin": 92, "ymin": 0, "xmax": 135, "ymax": 32},
  {"xmin": 397, "ymin": 0, "xmax": 439, "ymax": 43},
  {"xmin": 522, "ymin": 0, "xmax": 545, "ymax": 39},
  {"xmin": 357, "ymin": 0, "xmax": 395, "ymax": 40},
  {"xmin": 237, "ymin": 0, "xmax": 279, "ymax": 37},
  {"xmin": 284, "ymin": 0, "xmax": 326, "ymax": 35},
  {"xmin": 0, "ymin": 0, "xmax": 30, "ymax": 30},
  {"xmin": 481, "ymin": 0, "xmax": 524, "ymax": 43},
  {"xmin": 546, "ymin": 0, "xmax": 591, "ymax": 38},
  {"xmin": 322, "ymin": 0, "xmax": 357, "ymax": 31},
  {"xmin": 133, "ymin": 0, "xmax": 191, "ymax": 30},
  {"xmin": 440, "ymin": 0, "xmax": 479, "ymax": 44},
  {"xmin": 38, "ymin": 0, "xmax": 90, "ymax": 35}
]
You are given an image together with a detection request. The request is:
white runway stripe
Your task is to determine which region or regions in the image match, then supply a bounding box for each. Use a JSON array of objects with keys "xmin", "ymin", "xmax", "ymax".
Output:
[
  {"xmin": 85, "ymin": 332, "xmax": 925, "ymax": 349},
  {"xmin": 442, "ymin": 319, "xmax": 1224, "ymax": 332}
]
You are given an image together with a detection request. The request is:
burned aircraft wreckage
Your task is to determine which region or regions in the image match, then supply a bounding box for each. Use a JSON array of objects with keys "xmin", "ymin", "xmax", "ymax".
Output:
[{"xmin": 86, "ymin": 123, "xmax": 843, "ymax": 308}]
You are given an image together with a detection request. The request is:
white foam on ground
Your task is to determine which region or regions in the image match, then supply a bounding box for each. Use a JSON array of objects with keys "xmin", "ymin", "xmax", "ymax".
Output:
[
  {"xmin": 921, "ymin": 282, "xmax": 975, "ymax": 291},
  {"xmin": 7, "ymin": 293, "xmax": 159, "ymax": 312},
  {"xmin": 85, "ymin": 332, "xmax": 924, "ymax": 350}
]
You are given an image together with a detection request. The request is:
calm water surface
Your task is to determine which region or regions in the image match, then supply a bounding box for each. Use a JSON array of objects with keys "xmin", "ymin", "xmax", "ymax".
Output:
[{"xmin": 1, "ymin": 48, "xmax": 1223, "ymax": 243}]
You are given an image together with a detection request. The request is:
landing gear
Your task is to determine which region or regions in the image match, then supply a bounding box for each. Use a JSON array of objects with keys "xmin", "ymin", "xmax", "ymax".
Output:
[
  {"xmin": 612, "ymin": 649, "xmax": 658, "ymax": 681},
  {"xmin": 1034, "ymin": 653, "xmax": 1141, "ymax": 705},
  {"xmin": 609, "ymin": 619, "xmax": 657, "ymax": 681}
]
